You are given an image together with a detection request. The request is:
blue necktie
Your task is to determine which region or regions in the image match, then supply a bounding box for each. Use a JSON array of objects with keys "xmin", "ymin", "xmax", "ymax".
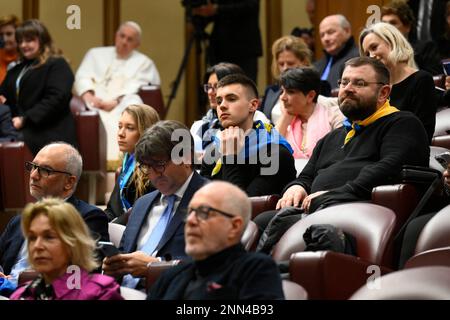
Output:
[
  {"xmin": 321, "ymin": 56, "xmax": 333, "ymax": 81},
  {"xmin": 122, "ymin": 194, "xmax": 178, "ymax": 288}
]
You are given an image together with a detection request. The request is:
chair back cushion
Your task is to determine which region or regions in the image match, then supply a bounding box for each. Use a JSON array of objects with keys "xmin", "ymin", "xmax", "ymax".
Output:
[
  {"xmin": 272, "ymin": 203, "xmax": 396, "ymax": 266},
  {"xmin": 415, "ymin": 205, "xmax": 450, "ymax": 253}
]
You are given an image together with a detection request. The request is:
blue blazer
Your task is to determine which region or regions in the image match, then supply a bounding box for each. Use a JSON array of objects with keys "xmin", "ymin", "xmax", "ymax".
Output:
[
  {"xmin": 0, "ymin": 196, "xmax": 109, "ymax": 275},
  {"xmin": 120, "ymin": 171, "xmax": 209, "ymax": 260}
]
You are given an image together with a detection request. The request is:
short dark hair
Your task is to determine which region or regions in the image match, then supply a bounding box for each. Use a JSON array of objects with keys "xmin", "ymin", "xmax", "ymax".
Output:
[
  {"xmin": 381, "ymin": 0, "xmax": 415, "ymax": 28},
  {"xmin": 204, "ymin": 62, "xmax": 245, "ymax": 83},
  {"xmin": 344, "ymin": 56, "xmax": 390, "ymax": 85},
  {"xmin": 280, "ymin": 67, "xmax": 321, "ymax": 103},
  {"xmin": 135, "ymin": 120, "xmax": 194, "ymax": 166},
  {"xmin": 217, "ymin": 73, "xmax": 259, "ymax": 99}
]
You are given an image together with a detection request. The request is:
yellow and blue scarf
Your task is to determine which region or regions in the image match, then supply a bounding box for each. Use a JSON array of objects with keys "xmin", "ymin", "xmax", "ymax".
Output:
[
  {"xmin": 211, "ymin": 120, "xmax": 293, "ymax": 176},
  {"xmin": 343, "ymin": 100, "xmax": 399, "ymax": 145}
]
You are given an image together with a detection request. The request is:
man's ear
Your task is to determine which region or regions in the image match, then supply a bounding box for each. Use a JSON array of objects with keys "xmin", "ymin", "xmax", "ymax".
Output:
[
  {"xmin": 249, "ymin": 98, "xmax": 259, "ymax": 113},
  {"xmin": 64, "ymin": 175, "xmax": 77, "ymax": 191},
  {"xmin": 378, "ymin": 84, "xmax": 391, "ymax": 103},
  {"xmin": 228, "ymin": 216, "xmax": 244, "ymax": 241}
]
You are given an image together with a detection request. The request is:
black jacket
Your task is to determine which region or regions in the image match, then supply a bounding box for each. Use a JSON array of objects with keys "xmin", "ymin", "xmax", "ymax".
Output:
[
  {"xmin": 0, "ymin": 57, "xmax": 77, "ymax": 155},
  {"xmin": 148, "ymin": 244, "xmax": 284, "ymax": 300}
]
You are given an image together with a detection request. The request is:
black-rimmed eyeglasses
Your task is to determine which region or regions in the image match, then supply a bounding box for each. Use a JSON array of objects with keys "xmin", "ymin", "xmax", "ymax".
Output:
[
  {"xmin": 138, "ymin": 160, "xmax": 169, "ymax": 175},
  {"xmin": 337, "ymin": 79, "xmax": 386, "ymax": 88},
  {"xmin": 203, "ymin": 83, "xmax": 218, "ymax": 93},
  {"xmin": 25, "ymin": 161, "xmax": 72, "ymax": 178},
  {"xmin": 186, "ymin": 205, "xmax": 235, "ymax": 221}
]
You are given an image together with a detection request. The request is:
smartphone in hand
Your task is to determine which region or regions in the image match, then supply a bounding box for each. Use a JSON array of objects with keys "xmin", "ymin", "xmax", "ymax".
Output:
[
  {"xmin": 98, "ymin": 241, "xmax": 120, "ymax": 257},
  {"xmin": 435, "ymin": 152, "xmax": 450, "ymax": 169}
]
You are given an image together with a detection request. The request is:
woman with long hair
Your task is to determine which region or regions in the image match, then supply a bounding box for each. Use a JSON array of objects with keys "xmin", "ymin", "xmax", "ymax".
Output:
[
  {"xmin": 0, "ymin": 19, "xmax": 77, "ymax": 154},
  {"xmin": 105, "ymin": 104, "xmax": 160, "ymax": 224}
]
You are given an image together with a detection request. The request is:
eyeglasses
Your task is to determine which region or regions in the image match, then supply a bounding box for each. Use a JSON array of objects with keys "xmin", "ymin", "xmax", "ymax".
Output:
[
  {"xmin": 138, "ymin": 160, "xmax": 169, "ymax": 175},
  {"xmin": 186, "ymin": 205, "xmax": 235, "ymax": 221},
  {"xmin": 25, "ymin": 161, "xmax": 72, "ymax": 178},
  {"xmin": 203, "ymin": 83, "xmax": 218, "ymax": 93},
  {"xmin": 337, "ymin": 79, "xmax": 386, "ymax": 88}
]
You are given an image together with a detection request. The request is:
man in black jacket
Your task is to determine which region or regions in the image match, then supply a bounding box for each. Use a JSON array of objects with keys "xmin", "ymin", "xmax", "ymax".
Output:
[
  {"xmin": 148, "ymin": 181, "xmax": 284, "ymax": 300},
  {"xmin": 192, "ymin": 0, "xmax": 262, "ymax": 82},
  {"xmin": 0, "ymin": 142, "xmax": 108, "ymax": 286},
  {"xmin": 255, "ymin": 57, "xmax": 429, "ymax": 232}
]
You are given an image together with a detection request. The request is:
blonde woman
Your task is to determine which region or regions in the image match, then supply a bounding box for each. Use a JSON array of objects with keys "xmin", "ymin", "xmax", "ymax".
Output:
[
  {"xmin": 10, "ymin": 198, "xmax": 123, "ymax": 300},
  {"xmin": 105, "ymin": 104, "xmax": 160, "ymax": 224},
  {"xmin": 359, "ymin": 22, "xmax": 437, "ymax": 142}
]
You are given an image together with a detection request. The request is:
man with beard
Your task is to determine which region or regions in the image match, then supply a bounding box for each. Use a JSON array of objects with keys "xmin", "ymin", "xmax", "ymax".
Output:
[{"xmin": 255, "ymin": 57, "xmax": 429, "ymax": 234}]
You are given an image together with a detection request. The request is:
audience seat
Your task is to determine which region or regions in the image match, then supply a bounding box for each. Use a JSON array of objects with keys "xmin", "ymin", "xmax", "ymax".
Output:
[
  {"xmin": 241, "ymin": 220, "xmax": 259, "ymax": 251},
  {"xmin": 146, "ymin": 260, "xmax": 181, "ymax": 290},
  {"xmin": 350, "ymin": 266, "xmax": 450, "ymax": 300},
  {"xmin": 271, "ymin": 203, "xmax": 397, "ymax": 299},
  {"xmin": 0, "ymin": 142, "xmax": 34, "ymax": 211},
  {"xmin": 282, "ymin": 280, "xmax": 308, "ymax": 300},
  {"xmin": 108, "ymin": 222, "xmax": 126, "ymax": 247},
  {"xmin": 138, "ymin": 85, "xmax": 166, "ymax": 119},
  {"xmin": 250, "ymin": 195, "xmax": 280, "ymax": 220},
  {"xmin": 70, "ymin": 95, "xmax": 107, "ymax": 205},
  {"xmin": 432, "ymin": 108, "xmax": 450, "ymax": 149},
  {"xmin": 18, "ymin": 270, "xmax": 39, "ymax": 286}
]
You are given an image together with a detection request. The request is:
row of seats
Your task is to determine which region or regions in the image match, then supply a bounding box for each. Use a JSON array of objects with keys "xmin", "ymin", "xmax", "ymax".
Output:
[{"xmin": 0, "ymin": 86, "xmax": 165, "ymax": 214}]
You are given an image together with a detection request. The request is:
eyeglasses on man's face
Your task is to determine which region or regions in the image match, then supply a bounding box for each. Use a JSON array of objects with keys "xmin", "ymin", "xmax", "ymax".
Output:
[
  {"xmin": 186, "ymin": 205, "xmax": 235, "ymax": 221},
  {"xmin": 25, "ymin": 161, "xmax": 72, "ymax": 178},
  {"xmin": 203, "ymin": 83, "xmax": 218, "ymax": 93},
  {"xmin": 337, "ymin": 79, "xmax": 386, "ymax": 89},
  {"xmin": 138, "ymin": 160, "xmax": 169, "ymax": 175}
]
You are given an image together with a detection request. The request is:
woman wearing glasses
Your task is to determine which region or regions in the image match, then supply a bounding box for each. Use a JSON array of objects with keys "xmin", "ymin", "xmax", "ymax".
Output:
[
  {"xmin": 190, "ymin": 62, "xmax": 269, "ymax": 158},
  {"xmin": 10, "ymin": 198, "xmax": 123, "ymax": 300},
  {"xmin": 359, "ymin": 22, "xmax": 437, "ymax": 142},
  {"xmin": 105, "ymin": 104, "xmax": 160, "ymax": 224}
]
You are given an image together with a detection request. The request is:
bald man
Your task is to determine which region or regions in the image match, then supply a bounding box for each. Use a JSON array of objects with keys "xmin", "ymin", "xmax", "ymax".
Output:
[
  {"xmin": 314, "ymin": 14, "xmax": 359, "ymax": 90},
  {"xmin": 74, "ymin": 21, "xmax": 161, "ymax": 168},
  {"xmin": 148, "ymin": 181, "xmax": 284, "ymax": 300},
  {"xmin": 0, "ymin": 142, "xmax": 108, "ymax": 288}
]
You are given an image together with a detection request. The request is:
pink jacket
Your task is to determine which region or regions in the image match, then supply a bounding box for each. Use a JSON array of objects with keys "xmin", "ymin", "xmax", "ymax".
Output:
[{"xmin": 10, "ymin": 269, "xmax": 123, "ymax": 300}]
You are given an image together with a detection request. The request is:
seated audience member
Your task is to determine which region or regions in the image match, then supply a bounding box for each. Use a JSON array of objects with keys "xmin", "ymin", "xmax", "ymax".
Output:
[
  {"xmin": 276, "ymin": 67, "xmax": 343, "ymax": 160},
  {"xmin": 190, "ymin": 62, "xmax": 269, "ymax": 156},
  {"xmin": 102, "ymin": 120, "xmax": 209, "ymax": 289},
  {"xmin": 314, "ymin": 14, "xmax": 360, "ymax": 90},
  {"xmin": 255, "ymin": 57, "xmax": 429, "ymax": 232},
  {"xmin": 291, "ymin": 27, "xmax": 315, "ymax": 58},
  {"xmin": 260, "ymin": 35, "xmax": 335, "ymax": 125},
  {"xmin": 399, "ymin": 161, "xmax": 450, "ymax": 267},
  {"xmin": 0, "ymin": 19, "xmax": 77, "ymax": 155},
  {"xmin": 0, "ymin": 105, "xmax": 18, "ymax": 142},
  {"xmin": 200, "ymin": 74, "xmax": 296, "ymax": 197},
  {"xmin": 74, "ymin": 21, "xmax": 161, "ymax": 170},
  {"xmin": 148, "ymin": 181, "xmax": 284, "ymax": 300},
  {"xmin": 381, "ymin": 0, "xmax": 442, "ymax": 75},
  {"xmin": 105, "ymin": 104, "xmax": 160, "ymax": 224},
  {"xmin": 0, "ymin": 14, "xmax": 20, "ymax": 83},
  {"xmin": 10, "ymin": 198, "xmax": 123, "ymax": 300},
  {"xmin": 360, "ymin": 22, "xmax": 437, "ymax": 142},
  {"xmin": 0, "ymin": 142, "xmax": 109, "ymax": 289}
]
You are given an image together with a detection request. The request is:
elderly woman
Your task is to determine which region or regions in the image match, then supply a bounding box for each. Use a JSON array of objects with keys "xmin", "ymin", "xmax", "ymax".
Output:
[
  {"xmin": 276, "ymin": 67, "xmax": 343, "ymax": 160},
  {"xmin": 0, "ymin": 19, "xmax": 76, "ymax": 155},
  {"xmin": 359, "ymin": 22, "xmax": 437, "ymax": 142},
  {"xmin": 10, "ymin": 198, "xmax": 123, "ymax": 300},
  {"xmin": 260, "ymin": 35, "xmax": 333, "ymax": 125},
  {"xmin": 105, "ymin": 104, "xmax": 160, "ymax": 224}
]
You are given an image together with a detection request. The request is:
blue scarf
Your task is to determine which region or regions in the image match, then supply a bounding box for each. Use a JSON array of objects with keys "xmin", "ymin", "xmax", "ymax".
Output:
[
  {"xmin": 119, "ymin": 153, "xmax": 135, "ymax": 211},
  {"xmin": 211, "ymin": 120, "xmax": 293, "ymax": 176}
]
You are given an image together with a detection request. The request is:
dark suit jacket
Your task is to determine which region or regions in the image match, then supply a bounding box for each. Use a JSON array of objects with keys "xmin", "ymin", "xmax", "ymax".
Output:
[
  {"xmin": 0, "ymin": 57, "xmax": 77, "ymax": 155},
  {"xmin": 0, "ymin": 105, "xmax": 19, "ymax": 142},
  {"xmin": 120, "ymin": 171, "xmax": 208, "ymax": 260},
  {"xmin": 0, "ymin": 196, "xmax": 109, "ymax": 275},
  {"xmin": 408, "ymin": 0, "xmax": 447, "ymax": 43}
]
